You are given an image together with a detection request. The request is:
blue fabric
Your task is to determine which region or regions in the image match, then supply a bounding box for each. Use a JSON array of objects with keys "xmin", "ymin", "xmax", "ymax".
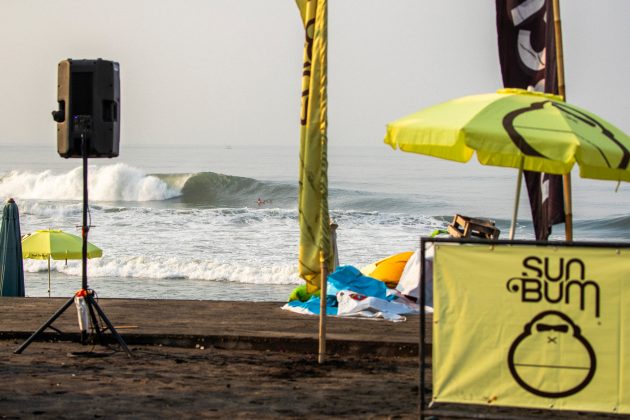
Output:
[
  {"xmin": 327, "ymin": 265, "xmax": 391, "ymax": 300},
  {"xmin": 285, "ymin": 295, "xmax": 338, "ymax": 315},
  {"xmin": 286, "ymin": 265, "xmax": 394, "ymax": 315}
]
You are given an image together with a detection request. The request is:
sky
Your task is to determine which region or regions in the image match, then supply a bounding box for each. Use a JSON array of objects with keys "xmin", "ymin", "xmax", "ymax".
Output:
[{"xmin": 0, "ymin": 0, "xmax": 629, "ymax": 148}]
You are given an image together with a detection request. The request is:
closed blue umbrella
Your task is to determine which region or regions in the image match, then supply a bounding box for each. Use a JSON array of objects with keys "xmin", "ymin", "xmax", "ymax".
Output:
[{"xmin": 0, "ymin": 198, "xmax": 25, "ymax": 296}]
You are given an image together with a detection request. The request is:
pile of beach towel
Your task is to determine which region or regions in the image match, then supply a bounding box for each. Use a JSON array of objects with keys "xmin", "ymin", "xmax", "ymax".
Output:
[{"xmin": 282, "ymin": 247, "xmax": 434, "ymax": 322}]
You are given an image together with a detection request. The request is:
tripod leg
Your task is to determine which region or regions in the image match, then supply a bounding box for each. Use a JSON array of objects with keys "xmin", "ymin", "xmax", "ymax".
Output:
[
  {"xmin": 86, "ymin": 294, "xmax": 132, "ymax": 357},
  {"xmin": 15, "ymin": 295, "xmax": 76, "ymax": 354},
  {"xmin": 85, "ymin": 297, "xmax": 106, "ymax": 346}
]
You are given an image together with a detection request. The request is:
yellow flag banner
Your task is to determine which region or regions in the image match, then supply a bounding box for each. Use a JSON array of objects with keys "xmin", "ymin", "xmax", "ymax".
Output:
[
  {"xmin": 432, "ymin": 244, "xmax": 629, "ymax": 414},
  {"xmin": 295, "ymin": 0, "xmax": 332, "ymax": 293}
]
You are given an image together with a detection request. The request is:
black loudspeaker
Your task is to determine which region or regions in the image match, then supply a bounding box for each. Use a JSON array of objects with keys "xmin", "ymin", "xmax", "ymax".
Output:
[{"xmin": 53, "ymin": 59, "xmax": 120, "ymax": 158}]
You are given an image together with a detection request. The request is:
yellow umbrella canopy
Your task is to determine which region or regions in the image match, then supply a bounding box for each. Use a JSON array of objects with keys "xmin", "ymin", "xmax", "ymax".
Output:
[
  {"xmin": 385, "ymin": 88, "xmax": 630, "ymax": 182},
  {"xmin": 22, "ymin": 229, "xmax": 102, "ymax": 260},
  {"xmin": 21, "ymin": 229, "xmax": 103, "ymax": 296},
  {"xmin": 385, "ymin": 88, "xmax": 630, "ymax": 239}
]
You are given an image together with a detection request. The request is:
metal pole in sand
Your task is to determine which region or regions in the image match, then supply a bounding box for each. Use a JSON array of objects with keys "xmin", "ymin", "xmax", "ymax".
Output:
[
  {"xmin": 318, "ymin": 250, "xmax": 328, "ymax": 364},
  {"xmin": 47, "ymin": 256, "xmax": 51, "ymax": 297},
  {"xmin": 552, "ymin": 0, "xmax": 573, "ymax": 241}
]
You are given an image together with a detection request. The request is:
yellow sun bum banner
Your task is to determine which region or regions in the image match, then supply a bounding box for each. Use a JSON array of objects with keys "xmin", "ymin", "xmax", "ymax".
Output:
[
  {"xmin": 432, "ymin": 244, "xmax": 629, "ymax": 414},
  {"xmin": 295, "ymin": 0, "xmax": 333, "ymax": 293}
]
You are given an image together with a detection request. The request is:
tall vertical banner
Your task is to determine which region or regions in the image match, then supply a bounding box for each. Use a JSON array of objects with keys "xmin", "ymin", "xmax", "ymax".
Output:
[
  {"xmin": 295, "ymin": 0, "xmax": 333, "ymax": 292},
  {"xmin": 432, "ymin": 243, "xmax": 630, "ymax": 414},
  {"xmin": 496, "ymin": 0, "xmax": 565, "ymax": 240}
]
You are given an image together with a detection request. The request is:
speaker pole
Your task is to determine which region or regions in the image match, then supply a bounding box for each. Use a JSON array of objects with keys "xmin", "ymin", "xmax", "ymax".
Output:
[
  {"xmin": 82, "ymin": 120, "xmax": 89, "ymax": 291},
  {"xmin": 79, "ymin": 119, "xmax": 130, "ymax": 355},
  {"xmin": 16, "ymin": 116, "xmax": 131, "ymax": 357}
]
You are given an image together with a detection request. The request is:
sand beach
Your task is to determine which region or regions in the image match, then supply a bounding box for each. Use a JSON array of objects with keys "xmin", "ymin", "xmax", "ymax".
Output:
[
  {"xmin": 0, "ymin": 340, "xmax": 419, "ymax": 419},
  {"xmin": 0, "ymin": 298, "xmax": 626, "ymax": 419},
  {"xmin": 0, "ymin": 298, "xmax": 421, "ymax": 418}
]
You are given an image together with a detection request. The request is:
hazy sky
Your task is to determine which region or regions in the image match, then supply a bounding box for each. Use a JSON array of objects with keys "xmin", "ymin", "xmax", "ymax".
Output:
[{"xmin": 1, "ymin": 0, "xmax": 629, "ymax": 148}]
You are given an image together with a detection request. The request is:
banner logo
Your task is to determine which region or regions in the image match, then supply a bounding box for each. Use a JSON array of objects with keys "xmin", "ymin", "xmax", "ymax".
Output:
[
  {"xmin": 506, "ymin": 256, "xmax": 600, "ymax": 317},
  {"xmin": 507, "ymin": 310, "xmax": 597, "ymax": 398},
  {"xmin": 501, "ymin": 99, "xmax": 630, "ymax": 170},
  {"xmin": 506, "ymin": 256, "xmax": 599, "ymax": 397},
  {"xmin": 431, "ymin": 244, "xmax": 628, "ymax": 413},
  {"xmin": 498, "ymin": 0, "xmax": 550, "ymax": 91}
]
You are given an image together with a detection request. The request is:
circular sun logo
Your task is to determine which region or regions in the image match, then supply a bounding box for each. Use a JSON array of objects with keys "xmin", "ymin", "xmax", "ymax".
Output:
[{"xmin": 507, "ymin": 311, "xmax": 596, "ymax": 398}]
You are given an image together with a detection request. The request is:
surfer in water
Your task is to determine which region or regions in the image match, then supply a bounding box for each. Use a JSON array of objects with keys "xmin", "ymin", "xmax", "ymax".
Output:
[{"xmin": 257, "ymin": 198, "xmax": 272, "ymax": 206}]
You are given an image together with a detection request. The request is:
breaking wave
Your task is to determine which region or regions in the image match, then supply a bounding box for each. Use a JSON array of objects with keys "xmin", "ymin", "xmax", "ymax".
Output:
[
  {"xmin": 0, "ymin": 164, "xmax": 180, "ymax": 202},
  {"xmin": 176, "ymin": 171, "xmax": 296, "ymax": 208},
  {"xmin": 23, "ymin": 255, "xmax": 301, "ymax": 286},
  {"xmin": 0, "ymin": 163, "xmax": 474, "ymax": 215}
]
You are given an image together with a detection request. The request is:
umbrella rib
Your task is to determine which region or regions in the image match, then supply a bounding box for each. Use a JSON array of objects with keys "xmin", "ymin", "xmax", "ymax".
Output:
[
  {"xmin": 575, "ymin": 132, "xmax": 612, "ymax": 168},
  {"xmin": 551, "ymin": 102, "xmax": 597, "ymax": 128},
  {"xmin": 553, "ymin": 102, "xmax": 630, "ymax": 169},
  {"xmin": 513, "ymin": 125, "xmax": 573, "ymax": 134}
]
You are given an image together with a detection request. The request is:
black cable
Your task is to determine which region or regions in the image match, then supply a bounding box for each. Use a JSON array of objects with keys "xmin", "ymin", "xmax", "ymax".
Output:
[{"xmin": 87, "ymin": 202, "xmax": 92, "ymax": 230}]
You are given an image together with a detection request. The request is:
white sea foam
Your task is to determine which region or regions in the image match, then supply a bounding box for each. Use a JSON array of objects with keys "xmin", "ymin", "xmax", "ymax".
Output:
[
  {"xmin": 0, "ymin": 163, "xmax": 181, "ymax": 202},
  {"xmin": 5, "ymin": 143, "xmax": 627, "ymax": 301},
  {"xmin": 17, "ymin": 187, "xmax": 448, "ymax": 301},
  {"xmin": 23, "ymin": 256, "xmax": 301, "ymax": 286},
  {"xmin": 19, "ymin": 201, "xmax": 82, "ymax": 218}
]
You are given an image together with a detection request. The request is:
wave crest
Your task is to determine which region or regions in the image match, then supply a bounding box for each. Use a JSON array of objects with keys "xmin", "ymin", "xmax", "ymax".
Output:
[
  {"xmin": 178, "ymin": 172, "xmax": 296, "ymax": 208},
  {"xmin": 23, "ymin": 256, "xmax": 301, "ymax": 285},
  {"xmin": 0, "ymin": 163, "xmax": 181, "ymax": 202}
]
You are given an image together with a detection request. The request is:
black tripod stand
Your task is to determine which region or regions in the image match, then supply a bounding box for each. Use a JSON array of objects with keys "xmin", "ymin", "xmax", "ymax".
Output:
[{"xmin": 15, "ymin": 116, "xmax": 131, "ymax": 357}]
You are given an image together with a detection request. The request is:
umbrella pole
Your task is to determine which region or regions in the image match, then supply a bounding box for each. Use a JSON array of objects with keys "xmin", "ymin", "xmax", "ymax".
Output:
[
  {"xmin": 48, "ymin": 256, "xmax": 51, "ymax": 297},
  {"xmin": 564, "ymin": 174, "xmax": 574, "ymax": 241},
  {"xmin": 509, "ymin": 158, "xmax": 525, "ymax": 240}
]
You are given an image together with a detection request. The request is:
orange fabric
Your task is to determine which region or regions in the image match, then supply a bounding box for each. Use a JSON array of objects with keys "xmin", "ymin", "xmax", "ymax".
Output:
[{"xmin": 368, "ymin": 251, "xmax": 413, "ymax": 288}]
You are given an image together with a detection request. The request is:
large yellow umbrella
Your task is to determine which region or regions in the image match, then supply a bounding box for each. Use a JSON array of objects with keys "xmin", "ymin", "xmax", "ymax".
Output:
[
  {"xmin": 21, "ymin": 229, "xmax": 103, "ymax": 296},
  {"xmin": 385, "ymin": 88, "xmax": 630, "ymax": 238}
]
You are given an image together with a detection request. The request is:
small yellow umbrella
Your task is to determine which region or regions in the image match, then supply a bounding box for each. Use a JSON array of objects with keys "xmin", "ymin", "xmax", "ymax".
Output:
[{"xmin": 21, "ymin": 229, "xmax": 103, "ymax": 296}]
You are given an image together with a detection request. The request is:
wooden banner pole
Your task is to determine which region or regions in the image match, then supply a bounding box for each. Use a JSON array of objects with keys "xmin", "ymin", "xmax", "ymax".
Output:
[
  {"xmin": 318, "ymin": 250, "xmax": 328, "ymax": 364},
  {"xmin": 552, "ymin": 0, "xmax": 566, "ymax": 100},
  {"xmin": 552, "ymin": 0, "xmax": 573, "ymax": 241}
]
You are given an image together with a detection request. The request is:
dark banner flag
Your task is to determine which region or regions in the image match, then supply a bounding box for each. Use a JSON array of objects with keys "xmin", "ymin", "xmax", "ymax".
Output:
[{"xmin": 496, "ymin": 0, "xmax": 565, "ymax": 240}]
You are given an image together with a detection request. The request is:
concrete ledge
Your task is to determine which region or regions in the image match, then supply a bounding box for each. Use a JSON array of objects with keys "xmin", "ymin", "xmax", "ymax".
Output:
[
  {"xmin": 0, "ymin": 298, "xmax": 429, "ymax": 357},
  {"xmin": 1, "ymin": 330, "xmax": 422, "ymax": 357}
]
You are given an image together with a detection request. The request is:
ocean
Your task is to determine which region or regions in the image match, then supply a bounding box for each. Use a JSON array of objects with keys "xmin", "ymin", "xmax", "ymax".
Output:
[{"xmin": 1, "ymin": 143, "xmax": 629, "ymax": 301}]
